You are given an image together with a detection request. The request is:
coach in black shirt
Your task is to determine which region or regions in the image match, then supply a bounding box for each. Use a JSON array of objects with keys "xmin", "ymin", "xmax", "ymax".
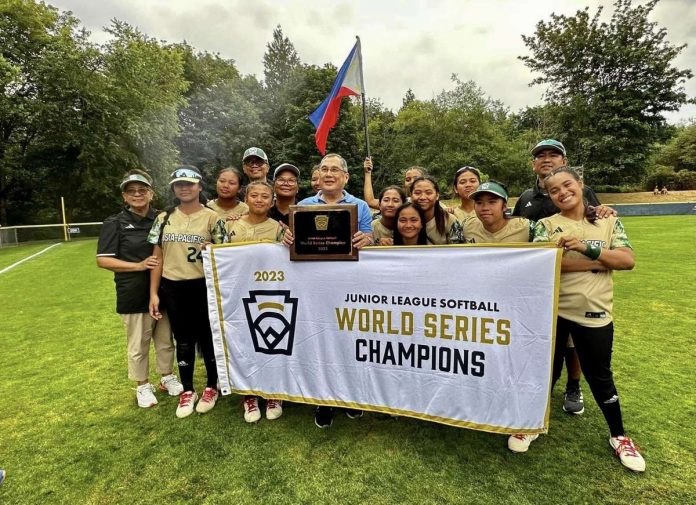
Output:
[
  {"xmin": 512, "ymin": 139, "xmax": 601, "ymax": 220},
  {"xmin": 97, "ymin": 170, "xmax": 182, "ymax": 408}
]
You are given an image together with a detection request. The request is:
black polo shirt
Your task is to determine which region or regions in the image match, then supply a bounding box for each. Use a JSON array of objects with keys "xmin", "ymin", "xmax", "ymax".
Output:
[
  {"xmin": 97, "ymin": 207, "xmax": 158, "ymax": 314},
  {"xmin": 512, "ymin": 180, "xmax": 600, "ymax": 221},
  {"xmin": 268, "ymin": 204, "xmax": 291, "ymax": 226}
]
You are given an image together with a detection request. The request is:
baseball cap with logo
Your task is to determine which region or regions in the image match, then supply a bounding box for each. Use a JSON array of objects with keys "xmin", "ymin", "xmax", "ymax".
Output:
[
  {"xmin": 470, "ymin": 181, "xmax": 508, "ymax": 202},
  {"xmin": 273, "ymin": 163, "xmax": 300, "ymax": 179},
  {"xmin": 120, "ymin": 173, "xmax": 152, "ymax": 191},
  {"xmin": 243, "ymin": 147, "xmax": 269, "ymax": 163},
  {"xmin": 169, "ymin": 166, "xmax": 203, "ymax": 185},
  {"xmin": 531, "ymin": 139, "xmax": 566, "ymax": 157}
]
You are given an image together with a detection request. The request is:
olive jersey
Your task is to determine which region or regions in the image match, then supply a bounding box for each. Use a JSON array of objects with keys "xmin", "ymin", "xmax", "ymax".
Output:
[
  {"xmin": 425, "ymin": 213, "xmax": 464, "ymax": 245},
  {"xmin": 462, "ymin": 216, "xmax": 534, "ymax": 244},
  {"xmin": 371, "ymin": 219, "xmax": 393, "ymax": 243},
  {"xmin": 226, "ymin": 218, "xmax": 284, "ymax": 243},
  {"xmin": 533, "ymin": 215, "xmax": 632, "ymax": 327},
  {"xmin": 147, "ymin": 207, "xmax": 226, "ymax": 281},
  {"xmin": 452, "ymin": 207, "xmax": 476, "ymax": 222},
  {"xmin": 207, "ymin": 199, "xmax": 249, "ymax": 220}
]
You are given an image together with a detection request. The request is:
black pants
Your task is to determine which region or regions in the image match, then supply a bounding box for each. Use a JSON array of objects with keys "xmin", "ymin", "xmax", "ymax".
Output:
[
  {"xmin": 554, "ymin": 317, "xmax": 624, "ymax": 436},
  {"xmin": 160, "ymin": 277, "xmax": 218, "ymax": 392}
]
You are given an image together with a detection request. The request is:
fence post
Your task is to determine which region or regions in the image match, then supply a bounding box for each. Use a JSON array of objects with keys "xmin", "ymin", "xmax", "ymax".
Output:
[{"xmin": 60, "ymin": 196, "xmax": 69, "ymax": 242}]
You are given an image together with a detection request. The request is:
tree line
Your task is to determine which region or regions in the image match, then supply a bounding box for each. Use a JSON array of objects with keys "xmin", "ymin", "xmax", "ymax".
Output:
[{"xmin": 1, "ymin": 0, "xmax": 693, "ymax": 226}]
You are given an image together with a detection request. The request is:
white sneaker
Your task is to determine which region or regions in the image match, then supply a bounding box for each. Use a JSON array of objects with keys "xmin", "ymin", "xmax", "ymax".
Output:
[
  {"xmin": 159, "ymin": 374, "xmax": 184, "ymax": 396},
  {"xmin": 176, "ymin": 391, "xmax": 198, "ymax": 418},
  {"xmin": 243, "ymin": 397, "xmax": 261, "ymax": 423},
  {"xmin": 195, "ymin": 387, "xmax": 219, "ymax": 414},
  {"xmin": 610, "ymin": 436, "xmax": 646, "ymax": 472},
  {"xmin": 266, "ymin": 399, "xmax": 283, "ymax": 420},
  {"xmin": 507, "ymin": 433, "xmax": 539, "ymax": 453},
  {"xmin": 136, "ymin": 383, "xmax": 158, "ymax": 408}
]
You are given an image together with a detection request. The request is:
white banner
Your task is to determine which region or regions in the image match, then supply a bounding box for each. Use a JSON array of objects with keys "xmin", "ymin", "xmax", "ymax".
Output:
[{"xmin": 204, "ymin": 243, "xmax": 560, "ymax": 434}]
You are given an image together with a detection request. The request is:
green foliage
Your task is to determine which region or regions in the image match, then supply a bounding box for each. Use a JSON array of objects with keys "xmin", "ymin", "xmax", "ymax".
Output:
[
  {"xmin": 643, "ymin": 168, "xmax": 696, "ymax": 191},
  {"xmin": 520, "ymin": 0, "xmax": 693, "ymax": 186},
  {"xmin": 653, "ymin": 123, "xmax": 696, "ymax": 172}
]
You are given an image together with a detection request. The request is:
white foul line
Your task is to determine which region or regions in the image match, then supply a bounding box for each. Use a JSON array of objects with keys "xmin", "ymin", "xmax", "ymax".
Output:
[{"xmin": 0, "ymin": 243, "xmax": 62, "ymax": 275}]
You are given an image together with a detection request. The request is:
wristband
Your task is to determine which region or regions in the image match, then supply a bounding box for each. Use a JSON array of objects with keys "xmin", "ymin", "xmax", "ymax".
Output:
[{"xmin": 584, "ymin": 243, "xmax": 601, "ymax": 260}]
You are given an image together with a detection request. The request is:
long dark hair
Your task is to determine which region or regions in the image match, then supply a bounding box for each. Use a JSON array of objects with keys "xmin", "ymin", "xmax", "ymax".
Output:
[
  {"xmin": 546, "ymin": 166, "xmax": 598, "ymax": 224},
  {"xmin": 393, "ymin": 202, "xmax": 428, "ymax": 245},
  {"xmin": 378, "ymin": 185, "xmax": 407, "ymax": 208},
  {"xmin": 410, "ymin": 175, "xmax": 446, "ymax": 236},
  {"xmin": 158, "ymin": 165, "xmax": 209, "ymax": 245}
]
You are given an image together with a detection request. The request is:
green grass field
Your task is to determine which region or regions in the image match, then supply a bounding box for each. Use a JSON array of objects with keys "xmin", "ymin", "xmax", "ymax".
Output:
[{"xmin": 1, "ymin": 216, "xmax": 695, "ymax": 504}]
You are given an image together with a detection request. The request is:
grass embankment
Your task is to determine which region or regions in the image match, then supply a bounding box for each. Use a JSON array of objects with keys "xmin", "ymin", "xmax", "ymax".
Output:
[{"xmin": 0, "ymin": 218, "xmax": 694, "ymax": 504}]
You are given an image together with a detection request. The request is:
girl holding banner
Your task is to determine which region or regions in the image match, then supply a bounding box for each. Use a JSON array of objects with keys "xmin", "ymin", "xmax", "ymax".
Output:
[
  {"xmin": 508, "ymin": 167, "xmax": 645, "ymax": 473},
  {"xmin": 410, "ymin": 176, "xmax": 464, "ymax": 245},
  {"xmin": 463, "ymin": 181, "xmax": 534, "ymax": 243},
  {"xmin": 225, "ymin": 181, "xmax": 289, "ymax": 423},
  {"xmin": 147, "ymin": 166, "xmax": 226, "ymax": 418},
  {"xmin": 392, "ymin": 202, "xmax": 428, "ymax": 246},
  {"xmin": 371, "ymin": 186, "xmax": 407, "ymax": 245}
]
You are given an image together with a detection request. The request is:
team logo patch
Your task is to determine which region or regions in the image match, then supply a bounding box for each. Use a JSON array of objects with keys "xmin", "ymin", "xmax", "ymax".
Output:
[
  {"xmin": 314, "ymin": 215, "xmax": 329, "ymax": 231},
  {"xmin": 243, "ymin": 290, "xmax": 298, "ymax": 355}
]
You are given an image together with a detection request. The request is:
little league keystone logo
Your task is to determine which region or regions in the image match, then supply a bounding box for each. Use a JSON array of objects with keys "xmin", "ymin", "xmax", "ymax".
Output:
[{"xmin": 242, "ymin": 290, "xmax": 298, "ymax": 355}]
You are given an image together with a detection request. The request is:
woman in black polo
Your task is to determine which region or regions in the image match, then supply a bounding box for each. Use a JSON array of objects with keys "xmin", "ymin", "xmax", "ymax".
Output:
[{"xmin": 97, "ymin": 170, "xmax": 183, "ymax": 408}]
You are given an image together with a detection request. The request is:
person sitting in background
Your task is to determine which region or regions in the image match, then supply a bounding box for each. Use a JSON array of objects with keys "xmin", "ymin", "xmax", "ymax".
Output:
[
  {"xmin": 661, "ymin": 185, "xmax": 669, "ymax": 195},
  {"xmin": 653, "ymin": 185, "xmax": 660, "ymax": 195}
]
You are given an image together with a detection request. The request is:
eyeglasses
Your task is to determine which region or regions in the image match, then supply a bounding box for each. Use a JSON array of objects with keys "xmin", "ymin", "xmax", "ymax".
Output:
[
  {"xmin": 124, "ymin": 188, "xmax": 149, "ymax": 196},
  {"xmin": 275, "ymin": 178, "xmax": 297, "ymax": 185},
  {"xmin": 244, "ymin": 158, "xmax": 266, "ymax": 167},
  {"xmin": 319, "ymin": 167, "xmax": 346, "ymax": 175}
]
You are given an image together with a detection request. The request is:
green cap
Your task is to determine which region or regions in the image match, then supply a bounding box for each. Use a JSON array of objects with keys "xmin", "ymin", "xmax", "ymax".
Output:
[
  {"xmin": 531, "ymin": 139, "xmax": 566, "ymax": 157},
  {"xmin": 470, "ymin": 181, "xmax": 508, "ymax": 202},
  {"xmin": 243, "ymin": 147, "xmax": 268, "ymax": 163}
]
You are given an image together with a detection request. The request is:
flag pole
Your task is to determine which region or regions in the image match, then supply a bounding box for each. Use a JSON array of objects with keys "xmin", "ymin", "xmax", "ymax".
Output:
[{"xmin": 356, "ymin": 36, "xmax": 371, "ymax": 159}]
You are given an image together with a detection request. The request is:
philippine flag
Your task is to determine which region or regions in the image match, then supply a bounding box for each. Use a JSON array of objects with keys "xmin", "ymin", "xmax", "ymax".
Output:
[{"xmin": 309, "ymin": 41, "xmax": 364, "ymax": 155}]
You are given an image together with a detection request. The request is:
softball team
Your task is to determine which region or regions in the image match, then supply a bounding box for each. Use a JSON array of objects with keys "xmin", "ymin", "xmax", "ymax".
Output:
[
  {"xmin": 99, "ymin": 155, "xmax": 645, "ymax": 473},
  {"xmin": 147, "ymin": 166, "xmax": 226, "ymax": 418}
]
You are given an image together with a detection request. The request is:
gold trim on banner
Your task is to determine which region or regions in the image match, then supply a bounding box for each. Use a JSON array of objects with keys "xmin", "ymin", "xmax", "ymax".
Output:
[
  {"xmin": 210, "ymin": 241, "xmax": 558, "ymax": 434},
  {"xmin": 230, "ymin": 389, "xmax": 546, "ymax": 435}
]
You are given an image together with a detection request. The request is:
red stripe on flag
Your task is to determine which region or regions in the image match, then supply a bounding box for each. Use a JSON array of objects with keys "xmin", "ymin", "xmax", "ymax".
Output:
[{"xmin": 314, "ymin": 86, "xmax": 360, "ymax": 155}]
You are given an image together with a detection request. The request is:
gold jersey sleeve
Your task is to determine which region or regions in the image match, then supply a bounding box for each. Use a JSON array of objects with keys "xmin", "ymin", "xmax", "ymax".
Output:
[
  {"xmin": 452, "ymin": 207, "xmax": 476, "ymax": 222},
  {"xmin": 425, "ymin": 213, "xmax": 464, "ymax": 245},
  {"xmin": 226, "ymin": 218, "xmax": 284, "ymax": 243},
  {"xmin": 462, "ymin": 217, "xmax": 532, "ymax": 243},
  {"xmin": 208, "ymin": 199, "xmax": 249, "ymax": 220},
  {"xmin": 371, "ymin": 219, "xmax": 393, "ymax": 243},
  {"xmin": 152, "ymin": 208, "xmax": 226, "ymax": 281},
  {"xmin": 534, "ymin": 215, "xmax": 631, "ymax": 327}
]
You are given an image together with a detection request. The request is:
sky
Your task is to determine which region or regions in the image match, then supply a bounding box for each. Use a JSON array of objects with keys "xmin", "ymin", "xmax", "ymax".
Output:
[{"xmin": 51, "ymin": 0, "xmax": 696, "ymax": 123}]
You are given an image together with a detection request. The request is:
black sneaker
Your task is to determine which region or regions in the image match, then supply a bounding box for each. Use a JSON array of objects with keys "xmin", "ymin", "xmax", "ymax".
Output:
[
  {"xmin": 563, "ymin": 387, "xmax": 585, "ymax": 415},
  {"xmin": 345, "ymin": 408, "xmax": 363, "ymax": 419},
  {"xmin": 314, "ymin": 406, "xmax": 334, "ymax": 428}
]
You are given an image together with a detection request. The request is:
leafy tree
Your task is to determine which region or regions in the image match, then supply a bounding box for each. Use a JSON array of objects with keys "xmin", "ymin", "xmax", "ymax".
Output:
[
  {"xmin": 520, "ymin": 0, "xmax": 693, "ymax": 185},
  {"xmin": 263, "ymin": 25, "xmax": 300, "ymax": 93},
  {"xmin": 654, "ymin": 123, "xmax": 696, "ymax": 172}
]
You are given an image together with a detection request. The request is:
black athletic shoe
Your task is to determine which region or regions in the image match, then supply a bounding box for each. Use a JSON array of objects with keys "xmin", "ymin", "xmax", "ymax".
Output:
[
  {"xmin": 314, "ymin": 406, "xmax": 334, "ymax": 428},
  {"xmin": 345, "ymin": 408, "xmax": 364, "ymax": 419},
  {"xmin": 563, "ymin": 387, "xmax": 585, "ymax": 415}
]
